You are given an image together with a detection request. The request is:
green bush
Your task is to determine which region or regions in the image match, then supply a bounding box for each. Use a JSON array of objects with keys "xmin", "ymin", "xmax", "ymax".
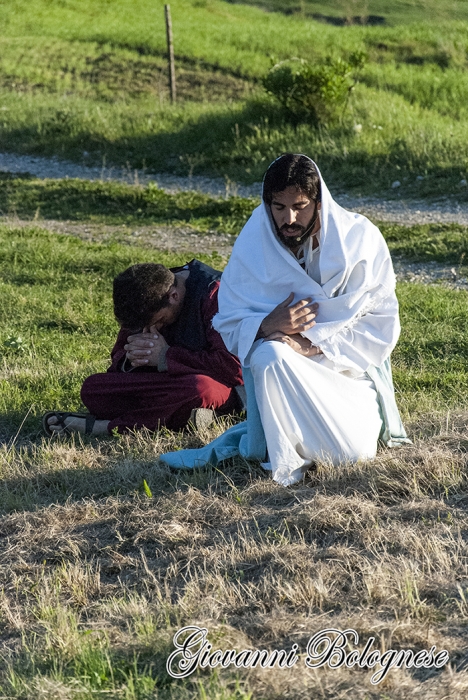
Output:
[{"xmin": 263, "ymin": 52, "xmax": 366, "ymax": 125}]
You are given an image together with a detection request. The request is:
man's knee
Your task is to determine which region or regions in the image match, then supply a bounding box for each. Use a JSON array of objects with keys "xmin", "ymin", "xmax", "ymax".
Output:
[
  {"xmin": 80, "ymin": 373, "xmax": 114, "ymax": 413},
  {"xmin": 191, "ymin": 374, "xmax": 233, "ymax": 408},
  {"xmin": 250, "ymin": 340, "xmax": 293, "ymax": 373},
  {"xmin": 81, "ymin": 374, "xmax": 101, "ymax": 404}
]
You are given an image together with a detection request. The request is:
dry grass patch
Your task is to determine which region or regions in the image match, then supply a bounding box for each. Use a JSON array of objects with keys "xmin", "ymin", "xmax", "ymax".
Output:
[{"xmin": 0, "ymin": 415, "xmax": 467, "ymax": 698}]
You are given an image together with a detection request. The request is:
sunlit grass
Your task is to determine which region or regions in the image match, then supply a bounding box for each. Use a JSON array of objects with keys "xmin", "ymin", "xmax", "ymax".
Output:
[{"xmin": 1, "ymin": 1, "xmax": 468, "ymax": 194}]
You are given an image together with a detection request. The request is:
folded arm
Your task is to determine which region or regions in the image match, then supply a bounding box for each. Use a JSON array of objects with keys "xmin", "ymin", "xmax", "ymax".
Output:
[{"xmin": 108, "ymin": 284, "xmax": 243, "ymax": 387}]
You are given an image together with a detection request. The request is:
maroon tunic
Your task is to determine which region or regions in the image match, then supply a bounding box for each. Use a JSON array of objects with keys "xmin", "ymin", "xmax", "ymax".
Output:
[{"xmin": 81, "ymin": 281, "xmax": 243, "ymax": 432}]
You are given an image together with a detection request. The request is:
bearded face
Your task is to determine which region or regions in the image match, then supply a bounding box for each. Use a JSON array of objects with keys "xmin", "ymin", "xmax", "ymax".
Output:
[{"xmin": 270, "ymin": 187, "xmax": 321, "ymax": 250}]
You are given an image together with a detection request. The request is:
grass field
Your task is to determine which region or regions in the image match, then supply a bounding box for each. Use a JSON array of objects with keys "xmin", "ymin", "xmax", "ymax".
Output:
[
  {"xmin": 1, "ymin": 0, "xmax": 468, "ymax": 195},
  {"xmin": 1, "ymin": 180, "xmax": 468, "ymax": 696},
  {"xmin": 3, "ymin": 172, "xmax": 468, "ymax": 249}
]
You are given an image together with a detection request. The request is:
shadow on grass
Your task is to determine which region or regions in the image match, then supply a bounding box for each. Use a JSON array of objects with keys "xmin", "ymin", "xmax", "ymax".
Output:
[
  {"xmin": 0, "ymin": 431, "xmax": 266, "ymax": 515},
  {"xmin": 2, "ymin": 98, "xmax": 468, "ymax": 197},
  {"xmin": 1, "ymin": 426, "xmax": 467, "ymax": 517},
  {"xmin": 0, "ymin": 169, "xmax": 257, "ymax": 231},
  {"xmin": 0, "ymin": 447, "xmax": 166, "ymax": 514}
]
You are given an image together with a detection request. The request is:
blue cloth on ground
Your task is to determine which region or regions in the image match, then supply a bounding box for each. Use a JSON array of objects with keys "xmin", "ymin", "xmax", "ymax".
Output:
[{"xmin": 367, "ymin": 358, "xmax": 411, "ymax": 447}]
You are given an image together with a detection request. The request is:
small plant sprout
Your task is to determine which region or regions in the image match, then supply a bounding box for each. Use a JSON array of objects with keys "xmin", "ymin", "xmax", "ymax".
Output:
[{"xmin": 142, "ymin": 479, "xmax": 153, "ymax": 498}]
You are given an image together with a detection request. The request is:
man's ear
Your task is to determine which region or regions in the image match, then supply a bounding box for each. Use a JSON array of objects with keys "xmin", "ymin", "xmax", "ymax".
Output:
[{"xmin": 167, "ymin": 284, "xmax": 179, "ymax": 304}]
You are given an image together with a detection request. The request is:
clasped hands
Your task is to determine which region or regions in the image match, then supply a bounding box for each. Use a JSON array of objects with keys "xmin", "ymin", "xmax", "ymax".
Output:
[
  {"xmin": 258, "ymin": 292, "xmax": 321, "ymax": 358},
  {"xmin": 124, "ymin": 324, "xmax": 169, "ymax": 368}
]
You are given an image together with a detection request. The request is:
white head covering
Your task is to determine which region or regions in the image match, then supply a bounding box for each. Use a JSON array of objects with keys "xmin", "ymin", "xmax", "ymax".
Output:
[{"xmin": 213, "ymin": 157, "xmax": 397, "ymax": 367}]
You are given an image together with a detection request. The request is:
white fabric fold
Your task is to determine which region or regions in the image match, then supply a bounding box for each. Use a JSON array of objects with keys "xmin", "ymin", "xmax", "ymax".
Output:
[{"xmin": 249, "ymin": 340, "xmax": 383, "ymax": 485}]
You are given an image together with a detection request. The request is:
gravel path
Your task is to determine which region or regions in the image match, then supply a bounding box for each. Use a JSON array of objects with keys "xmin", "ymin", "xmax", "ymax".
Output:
[{"xmin": 2, "ymin": 151, "xmax": 468, "ymax": 226}]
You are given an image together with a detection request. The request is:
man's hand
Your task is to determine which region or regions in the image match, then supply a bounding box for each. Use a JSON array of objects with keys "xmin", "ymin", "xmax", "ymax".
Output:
[
  {"xmin": 258, "ymin": 292, "xmax": 318, "ymax": 338},
  {"xmin": 264, "ymin": 332, "xmax": 322, "ymax": 358},
  {"xmin": 124, "ymin": 325, "xmax": 169, "ymax": 368}
]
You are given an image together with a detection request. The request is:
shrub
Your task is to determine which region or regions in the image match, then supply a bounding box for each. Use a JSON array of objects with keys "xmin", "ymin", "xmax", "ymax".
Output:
[{"xmin": 263, "ymin": 52, "xmax": 366, "ymax": 126}]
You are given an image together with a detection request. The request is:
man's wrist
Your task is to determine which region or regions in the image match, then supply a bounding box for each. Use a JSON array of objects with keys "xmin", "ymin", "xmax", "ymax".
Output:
[
  {"xmin": 303, "ymin": 339, "xmax": 322, "ymax": 357},
  {"xmin": 309, "ymin": 344, "xmax": 322, "ymax": 357},
  {"xmin": 255, "ymin": 322, "xmax": 266, "ymax": 341}
]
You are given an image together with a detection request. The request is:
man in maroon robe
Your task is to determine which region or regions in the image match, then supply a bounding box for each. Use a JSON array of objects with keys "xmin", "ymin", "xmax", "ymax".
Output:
[{"xmin": 44, "ymin": 260, "xmax": 243, "ymax": 436}]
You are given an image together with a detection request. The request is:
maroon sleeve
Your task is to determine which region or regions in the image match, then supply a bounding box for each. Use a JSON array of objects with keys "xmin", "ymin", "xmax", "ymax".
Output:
[
  {"xmin": 165, "ymin": 281, "xmax": 243, "ymax": 387},
  {"xmin": 107, "ymin": 327, "xmax": 131, "ymax": 372}
]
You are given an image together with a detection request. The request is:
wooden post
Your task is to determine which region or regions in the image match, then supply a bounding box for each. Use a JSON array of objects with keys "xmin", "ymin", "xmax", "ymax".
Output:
[{"xmin": 164, "ymin": 4, "xmax": 176, "ymax": 104}]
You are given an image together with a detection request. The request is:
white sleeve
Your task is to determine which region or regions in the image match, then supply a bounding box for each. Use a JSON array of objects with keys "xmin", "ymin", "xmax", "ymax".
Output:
[
  {"xmin": 316, "ymin": 292, "xmax": 400, "ymax": 376},
  {"xmin": 213, "ymin": 313, "xmax": 266, "ymax": 367}
]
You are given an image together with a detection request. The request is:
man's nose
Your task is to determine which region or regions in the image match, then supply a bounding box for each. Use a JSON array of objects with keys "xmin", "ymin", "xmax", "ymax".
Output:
[{"xmin": 284, "ymin": 208, "xmax": 297, "ymax": 225}]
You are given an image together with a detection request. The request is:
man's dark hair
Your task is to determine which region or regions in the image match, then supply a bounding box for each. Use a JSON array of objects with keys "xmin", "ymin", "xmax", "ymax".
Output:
[
  {"xmin": 262, "ymin": 153, "xmax": 321, "ymax": 205},
  {"xmin": 113, "ymin": 263, "xmax": 175, "ymax": 330}
]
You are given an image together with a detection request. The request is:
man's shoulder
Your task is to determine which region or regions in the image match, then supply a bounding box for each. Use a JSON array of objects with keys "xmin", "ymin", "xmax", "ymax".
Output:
[
  {"xmin": 185, "ymin": 260, "xmax": 222, "ymax": 300},
  {"xmin": 168, "ymin": 259, "xmax": 221, "ymax": 277},
  {"xmin": 188, "ymin": 259, "xmax": 223, "ymax": 278}
]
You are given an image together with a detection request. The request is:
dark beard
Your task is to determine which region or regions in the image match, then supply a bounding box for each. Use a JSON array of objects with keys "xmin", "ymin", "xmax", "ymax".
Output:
[
  {"xmin": 273, "ymin": 204, "xmax": 320, "ymax": 250},
  {"xmin": 276, "ymin": 224, "xmax": 310, "ymax": 250}
]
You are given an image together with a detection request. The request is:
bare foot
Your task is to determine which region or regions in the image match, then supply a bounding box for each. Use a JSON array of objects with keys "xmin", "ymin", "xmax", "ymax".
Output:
[{"xmin": 47, "ymin": 415, "xmax": 110, "ymax": 435}]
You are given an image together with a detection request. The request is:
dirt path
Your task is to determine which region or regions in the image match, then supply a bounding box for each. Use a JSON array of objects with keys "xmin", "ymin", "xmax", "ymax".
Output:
[
  {"xmin": 1, "ymin": 217, "xmax": 238, "ymax": 259},
  {"xmin": 4, "ymin": 215, "xmax": 468, "ymax": 290},
  {"xmin": 2, "ymin": 151, "xmax": 468, "ymax": 225}
]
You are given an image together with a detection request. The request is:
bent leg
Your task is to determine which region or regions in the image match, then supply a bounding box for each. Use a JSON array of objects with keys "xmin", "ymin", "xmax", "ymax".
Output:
[
  {"xmin": 249, "ymin": 341, "xmax": 383, "ymax": 486},
  {"xmin": 81, "ymin": 371, "xmax": 239, "ymax": 432}
]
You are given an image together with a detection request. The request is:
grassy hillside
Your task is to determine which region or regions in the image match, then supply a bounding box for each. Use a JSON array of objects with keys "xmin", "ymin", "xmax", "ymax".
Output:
[
  {"xmin": 1, "ymin": 0, "xmax": 468, "ymax": 194},
  {"xmin": 227, "ymin": 0, "xmax": 468, "ymax": 25}
]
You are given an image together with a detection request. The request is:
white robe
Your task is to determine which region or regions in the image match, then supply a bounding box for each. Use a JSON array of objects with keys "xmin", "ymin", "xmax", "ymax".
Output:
[
  {"xmin": 213, "ymin": 160, "xmax": 401, "ymax": 485},
  {"xmin": 250, "ymin": 340, "xmax": 383, "ymax": 485}
]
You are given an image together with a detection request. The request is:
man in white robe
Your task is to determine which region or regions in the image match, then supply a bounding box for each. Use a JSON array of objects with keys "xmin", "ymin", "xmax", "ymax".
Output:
[{"xmin": 211, "ymin": 153, "xmax": 407, "ymax": 486}]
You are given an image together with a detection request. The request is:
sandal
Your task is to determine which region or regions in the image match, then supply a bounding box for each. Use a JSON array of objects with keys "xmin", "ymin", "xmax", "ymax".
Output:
[{"xmin": 42, "ymin": 411, "xmax": 97, "ymax": 437}]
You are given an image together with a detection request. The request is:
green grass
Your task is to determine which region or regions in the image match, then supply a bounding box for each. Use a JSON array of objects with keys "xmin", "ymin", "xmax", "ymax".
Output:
[
  {"xmin": 381, "ymin": 222, "xmax": 468, "ymax": 263},
  {"xmin": 228, "ymin": 0, "xmax": 468, "ymax": 26},
  {"xmin": 1, "ymin": 0, "xmax": 468, "ymax": 194},
  {"xmin": 0, "ymin": 35, "xmax": 251, "ymax": 103},
  {"xmin": 393, "ymin": 283, "xmax": 468, "ymax": 413},
  {"xmin": 3, "ymin": 175, "xmax": 468, "ymax": 261},
  {"xmin": 3, "ymin": 0, "xmax": 468, "ymax": 77},
  {"xmin": 0, "ymin": 173, "xmax": 257, "ymax": 233}
]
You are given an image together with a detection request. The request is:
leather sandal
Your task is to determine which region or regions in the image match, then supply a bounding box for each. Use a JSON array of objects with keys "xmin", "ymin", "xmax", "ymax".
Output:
[{"xmin": 42, "ymin": 411, "xmax": 97, "ymax": 437}]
